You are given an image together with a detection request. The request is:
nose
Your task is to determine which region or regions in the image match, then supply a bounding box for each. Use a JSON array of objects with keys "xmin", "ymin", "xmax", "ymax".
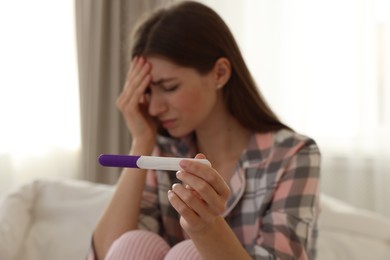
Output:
[{"xmin": 148, "ymin": 91, "xmax": 167, "ymax": 117}]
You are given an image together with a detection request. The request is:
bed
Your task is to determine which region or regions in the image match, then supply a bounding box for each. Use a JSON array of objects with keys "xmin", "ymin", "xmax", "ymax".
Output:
[{"xmin": 1, "ymin": 178, "xmax": 389, "ymax": 260}]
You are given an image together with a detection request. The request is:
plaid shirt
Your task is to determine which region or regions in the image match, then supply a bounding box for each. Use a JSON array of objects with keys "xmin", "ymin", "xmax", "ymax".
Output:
[{"xmin": 138, "ymin": 129, "xmax": 321, "ymax": 259}]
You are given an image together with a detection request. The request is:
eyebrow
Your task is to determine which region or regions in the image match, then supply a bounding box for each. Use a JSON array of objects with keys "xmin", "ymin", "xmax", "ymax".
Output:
[{"xmin": 150, "ymin": 77, "xmax": 177, "ymax": 86}]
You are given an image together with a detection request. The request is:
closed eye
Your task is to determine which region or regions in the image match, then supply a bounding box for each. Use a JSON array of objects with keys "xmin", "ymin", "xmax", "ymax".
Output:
[{"xmin": 163, "ymin": 84, "xmax": 179, "ymax": 92}]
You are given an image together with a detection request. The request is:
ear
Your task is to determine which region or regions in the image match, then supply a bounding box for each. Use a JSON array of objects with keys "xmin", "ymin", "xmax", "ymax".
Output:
[{"xmin": 213, "ymin": 57, "xmax": 231, "ymax": 90}]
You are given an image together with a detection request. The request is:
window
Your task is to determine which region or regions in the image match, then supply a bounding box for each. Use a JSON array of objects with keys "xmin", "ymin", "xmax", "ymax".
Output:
[
  {"xmin": 0, "ymin": 1, "xmax": 80, "ymax": 194},
  {"xmin": 202, "ymin": 0, "xmax": 390, "ymax": 217}
]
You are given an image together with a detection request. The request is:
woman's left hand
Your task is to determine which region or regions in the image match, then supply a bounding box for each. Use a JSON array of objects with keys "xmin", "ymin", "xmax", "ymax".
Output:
[{"xmin": 167, "ymin": 154, "xmax": 231, "ymax": 235}]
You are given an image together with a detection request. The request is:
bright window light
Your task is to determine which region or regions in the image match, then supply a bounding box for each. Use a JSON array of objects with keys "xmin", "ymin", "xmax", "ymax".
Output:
[{"xmin": 0, "ymin": 1, "xmax": 80, "ymax": 156}]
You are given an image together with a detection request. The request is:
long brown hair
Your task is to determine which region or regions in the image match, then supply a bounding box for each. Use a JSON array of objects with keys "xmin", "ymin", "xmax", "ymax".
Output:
[{"xmin": 130, "ymin": 1, "xmax": 290, "ymax": 134}]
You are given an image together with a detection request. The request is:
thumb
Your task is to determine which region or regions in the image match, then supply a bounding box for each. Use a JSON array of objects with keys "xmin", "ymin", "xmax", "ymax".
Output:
[{"xmin": 194, "ymin": 153, "xmax": 206, "ymax": 159}]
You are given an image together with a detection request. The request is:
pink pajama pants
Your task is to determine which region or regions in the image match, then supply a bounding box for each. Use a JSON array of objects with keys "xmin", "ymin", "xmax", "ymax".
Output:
[{"xmin": 105, "ymin": 230, "xmax": 202, "ymax": 260}]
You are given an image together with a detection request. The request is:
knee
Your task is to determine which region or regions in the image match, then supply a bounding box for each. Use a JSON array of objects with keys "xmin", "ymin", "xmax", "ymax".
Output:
[
  {"xmin": 112, "ymin": 230, "xmax": 159, "ymax": 246},
  {"xmin": 106, "ymin": 230, "xmax": 170, "ymax": 260},
  {"xmin": 165, "ymin": 239, "xmax": 202, "ymax": 260}
]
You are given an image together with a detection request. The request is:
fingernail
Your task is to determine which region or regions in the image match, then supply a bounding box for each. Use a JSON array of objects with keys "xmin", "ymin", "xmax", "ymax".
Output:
[{"xmin": 179, "ymin": 160, "xmax": 189, "ymax": 169}]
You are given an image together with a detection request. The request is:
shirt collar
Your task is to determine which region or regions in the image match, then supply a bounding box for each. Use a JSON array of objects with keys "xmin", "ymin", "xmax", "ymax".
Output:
[{"xmin": 222, "ymin": 131, "xmax": 274, "ymax": 217}]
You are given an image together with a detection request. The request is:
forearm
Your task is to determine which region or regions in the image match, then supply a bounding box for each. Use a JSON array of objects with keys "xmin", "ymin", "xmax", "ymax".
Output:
[
  {"xmin": 93, "ymin": 143, "xmax": 153, "ymax": 259},
  {"xmin": 189, "ymin": 217, "xmax": 252, "ymax": 260}
]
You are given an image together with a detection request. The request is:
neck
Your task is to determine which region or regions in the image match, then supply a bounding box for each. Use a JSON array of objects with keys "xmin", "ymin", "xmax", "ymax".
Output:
[{"xmin": 195, "ymin": 113, "xmax": 251, "ymax": 173}]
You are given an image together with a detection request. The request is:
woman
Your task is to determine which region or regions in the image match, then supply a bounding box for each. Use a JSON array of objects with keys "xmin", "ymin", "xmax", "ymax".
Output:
[{"xmin": 91, "ymin": 1, "xmax": 321, "ymax": 259}]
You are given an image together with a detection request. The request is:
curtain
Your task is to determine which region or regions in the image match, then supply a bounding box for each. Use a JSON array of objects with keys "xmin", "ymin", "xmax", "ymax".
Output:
[
  {"xmin": 75, "ymin": 0, "xmax": 177, "ymax": 184},
  {"xmin": 201, "ymin": 0, "xmax": 390, "ymax": 217},
  {"xmin": 0, "ymin": 1, "xmax": 80, "ymax": 195}
]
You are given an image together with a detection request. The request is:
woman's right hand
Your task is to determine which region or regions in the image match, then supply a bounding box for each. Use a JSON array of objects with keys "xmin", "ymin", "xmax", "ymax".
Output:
[
  {"xmin": 95, "ymin": 58, "xmax": 154, "ymax": 259},
  {"xmin": 116, "ymin": 56, "xmax": 156, "ymax": 148}
]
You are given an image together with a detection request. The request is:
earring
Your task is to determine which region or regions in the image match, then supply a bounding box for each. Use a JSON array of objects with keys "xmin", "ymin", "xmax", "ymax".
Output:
[{"xmin": 217, "ymin": 84, "xmax": 223, "ymax": 89}]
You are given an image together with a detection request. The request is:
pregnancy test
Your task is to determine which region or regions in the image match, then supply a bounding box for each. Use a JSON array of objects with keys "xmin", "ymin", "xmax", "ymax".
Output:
[{"xmin": 98, "ymin": 154, "xmax": 211, "ymax": 171}]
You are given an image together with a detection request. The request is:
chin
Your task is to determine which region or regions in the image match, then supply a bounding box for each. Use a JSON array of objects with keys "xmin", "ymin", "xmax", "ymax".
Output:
[{"xmin": 165, "ymin": 128, "xmax": 193, "ymax": 139}]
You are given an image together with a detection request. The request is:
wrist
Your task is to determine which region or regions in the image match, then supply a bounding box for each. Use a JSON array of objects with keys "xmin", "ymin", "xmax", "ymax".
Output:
[
  {"xmin": 187, "ymin": 216, "xmax": 224, "ymax": 238},
  {"xmin": 130, "ymin": 139, "xmax": 155, "ymax": 155},
  {"xmin": 187, "ymin": 217, "xmax": 251, "ymax": 260}
]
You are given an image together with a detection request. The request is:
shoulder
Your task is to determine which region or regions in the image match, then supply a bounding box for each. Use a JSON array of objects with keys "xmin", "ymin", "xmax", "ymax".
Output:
[
  {"xmin": 251, "ymin": 128, "xmax": 318, "ymax": 149},
  {"xmin": 246, "ymin": 130, "xmax": 321, "ymax": 180},
  {"xmin": 247, "ymin": 129, "xmax": 320, "ymax": 164},
  {"xmin": 272, "ymin": 129, "xmax": 319, "ymax": 150}
]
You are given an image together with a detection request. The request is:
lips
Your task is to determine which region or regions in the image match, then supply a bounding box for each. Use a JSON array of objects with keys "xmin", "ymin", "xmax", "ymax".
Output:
[{"xmin": 161, "ymin": 119, "xmax": 177, "ymax": 128}]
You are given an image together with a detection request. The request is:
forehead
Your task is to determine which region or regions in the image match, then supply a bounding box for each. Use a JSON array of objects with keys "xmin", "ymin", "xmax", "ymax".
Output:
[
  {"xmin": 146, "ymin": 55, "xmax": 195, "ymax": 79},
  {"xmin": 147, "ymin": 56, "xmax": 180, "ymax": 71}
]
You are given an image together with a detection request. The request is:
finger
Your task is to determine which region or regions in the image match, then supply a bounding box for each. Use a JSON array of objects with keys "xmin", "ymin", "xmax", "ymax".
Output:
[
  {"xmin": 169, "ymin": 184, "xmax": 214, "ymax": 222},
  {"xmin": 130, "ymin": 58, "xmax": 152, "ymax": 92},
  {"xmin": 167, "ymin": 190, "xmax": 201, "ymax": 231},
  {"xmin": 179, "ymin": 159, "xmax": 230, "ymax": 199},
  {"xmin": 179, "ymin": 152, "xmax": 205, "ymax": 190},
  {"xmin": 168, "ymin": 187, "xmax": 200, "ymax": 221},
  {"xmin": 176, "ymin": 170, "xmax": 227, "ymax": 216},
  {"xmin": 117, "ymin": 60, "xmax": 151, "ymax": 110},
  {"xmin": 194, "ymin": 153, "xmax": 206, "ymax": 160},
  {"xmin": 126, "ymin": 56, "xmax": 147, "ymax": 88},
  {"xmin": 123, "ymin": 57, "xmax": 140, "ymax": 89},
  {"xmin": 123, "ymin": 59, "xmax": 151, "ymax": 97}
]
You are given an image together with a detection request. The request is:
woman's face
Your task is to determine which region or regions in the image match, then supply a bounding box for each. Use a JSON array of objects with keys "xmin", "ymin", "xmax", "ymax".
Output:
[{"xmin": 146, "ymin": 56, "xmax": 219, "ymax": 137}]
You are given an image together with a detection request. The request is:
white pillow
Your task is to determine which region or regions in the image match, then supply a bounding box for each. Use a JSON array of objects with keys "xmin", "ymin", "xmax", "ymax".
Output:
[
  {"xmin": 0, "ymin": 178, "xmax": 114, "ymax": 260},
  {"xmin": 317, "ymin": 194, "xmax": 390, "ymax": 260},
  {"xmin": 0, "ymin": 181, "xmax": 35, "ymax": 260},
  {"xmin": 320, "ymin": 194, "xmax": 390, "ymax": 240}
]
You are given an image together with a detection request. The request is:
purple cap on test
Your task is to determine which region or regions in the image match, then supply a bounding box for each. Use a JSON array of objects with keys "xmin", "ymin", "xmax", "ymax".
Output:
[{"xmin": 98, "ymin": 154, "xmax": 140, "ymax": 168}]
